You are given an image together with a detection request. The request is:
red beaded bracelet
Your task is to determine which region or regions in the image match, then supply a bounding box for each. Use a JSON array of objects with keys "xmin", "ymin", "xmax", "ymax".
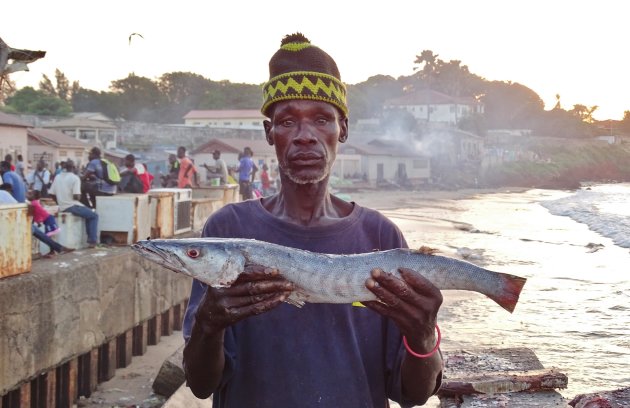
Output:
[{"xmin": 403, "ymin": 324, "xmax": 441, "ymax": 358}]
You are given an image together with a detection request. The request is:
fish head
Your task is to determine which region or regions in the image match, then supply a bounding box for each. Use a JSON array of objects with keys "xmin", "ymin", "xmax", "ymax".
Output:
[{"xmin": 132, "ymin": 238, "xmax": 245, "ymax": 287}]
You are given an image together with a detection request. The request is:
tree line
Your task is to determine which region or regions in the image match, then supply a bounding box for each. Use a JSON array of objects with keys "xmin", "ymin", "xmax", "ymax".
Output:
[{"xmin": 1, "ymin": 52, "xmax": 629, "ymax": 137}]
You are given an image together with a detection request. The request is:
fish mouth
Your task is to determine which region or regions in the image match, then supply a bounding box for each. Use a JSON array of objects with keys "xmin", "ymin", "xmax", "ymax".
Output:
[{"xmin": 131, "ymin": 241, "xmax": 188, "ymax": 273}]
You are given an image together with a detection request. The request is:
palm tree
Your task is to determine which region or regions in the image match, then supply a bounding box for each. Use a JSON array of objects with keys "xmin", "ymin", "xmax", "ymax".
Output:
[{"xmin": 413, "ymin": 50, "xmax": 439, "ymax": 122}]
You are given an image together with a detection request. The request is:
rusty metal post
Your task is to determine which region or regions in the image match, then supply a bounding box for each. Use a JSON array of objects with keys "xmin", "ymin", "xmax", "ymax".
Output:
[
  {"xmin": 117, "ymin": 330, "xmax": 133, "ymax": 368},
  {"xmin": 132, "ymin": 321, "xmax": 148, "ymax": 356},
  {"xmin": 148, "ymin": 314, "xmax": 162, "ymax": 345},
  {"xmin": 162, "ymin": 308, "xmax": 174, "ymax": 336},
  {"xmin": 19, "ymin": 382, "xmax": 30, "ymax": 408},
  {"xmin": 98, "ymin": 339, "xmax": 117, "ymax": 382},
  {"xmin": 45, "ymin": 370, "xmax": 56, "ymax": 408}
]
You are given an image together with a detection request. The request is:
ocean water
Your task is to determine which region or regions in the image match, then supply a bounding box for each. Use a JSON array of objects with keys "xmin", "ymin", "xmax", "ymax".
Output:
[{"xmin": 384, "ymin": 183, "xmax": 630, "ymax": 399}]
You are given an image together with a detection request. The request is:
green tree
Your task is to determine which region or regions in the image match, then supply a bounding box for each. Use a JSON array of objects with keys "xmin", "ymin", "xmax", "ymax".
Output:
[
  {"xmin": 39, "ymin": 69, "xmax": 78, "ymax": 102},
  {"xmin": 5, "ymin": 86, "xmax": 71, "ymax": 116},
  {"xmin": 157, "ymin": 72, "xmax": 213, "ymax": 122},
  {"xmin": 110, "ymin": 73, "xmax": 164, "ymax": 121},
  {"xmin": 570, "ymin": 104, "xmax": 598, "ymax": 124}
]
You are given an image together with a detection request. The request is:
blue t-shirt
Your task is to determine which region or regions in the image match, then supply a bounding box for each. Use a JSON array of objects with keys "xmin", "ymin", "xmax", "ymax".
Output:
[
  {"xmin": 237, "ymin": 156, "xmax": 255, "ymax": 182},
  {"xmin": 2, "ymin": 171, "xmax": 26, "ymax": 202},
  {"xmin": 86, "ymin": 158, "xmax": 117, "ymax": 194},
  {"xmin": 183, "ymin": 199, "xmax": 415, "ymax": 408}
]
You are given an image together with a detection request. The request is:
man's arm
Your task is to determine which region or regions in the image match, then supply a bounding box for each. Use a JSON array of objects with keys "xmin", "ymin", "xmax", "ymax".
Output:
[
  {"xmin": 364, "ymin": 268, "xmax": 443, "ymax": 405},
  {"xmin": 250, "ymin": 161, "xmax": 258, "ymax": 183},
  {"xmin": 183, "ymin": 266, "xmax": 293, "ymax": 398}
]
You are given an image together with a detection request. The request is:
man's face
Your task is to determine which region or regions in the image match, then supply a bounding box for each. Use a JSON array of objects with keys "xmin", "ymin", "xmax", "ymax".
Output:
[
  {"xmin": 177, "ymin": 148, "xmax": 185, "ymax": 158},
  {"xmin": 213, "ymin": 152, "xmax": 220, "ymax": 160},
  {"xmin": 264, "ymin": 100, "xmax": 347, "ymax": 185},
  {"xmin": 37, "ymin": 162, "xmax": 44, "ymax": 171},
  {"xmin": 125, "ymin": 158, "xmax": 134, "ymax": 168}
]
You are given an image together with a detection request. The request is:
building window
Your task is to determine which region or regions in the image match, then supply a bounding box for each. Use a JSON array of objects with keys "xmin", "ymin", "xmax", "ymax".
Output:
[
  {"xmin": 75, "ymin": 150, "xmax": 82, "ymax": 157},
  {"xmin": 59, "ymin": 150, "xmax": 68, "ymax": 157},
  {"xmin": 252, "ymin": 121, "xmax": 259, "ymax": 126},
  {"xmin": 239, "ymin": 122, "xmax": 243, "ymax": 126},
  {"xmin": 413, "ymin": 159, "xmax": 428, "ymax": 169},
  {"xmin": 223, "ymin": 122, "xmax": 231, "ymax": 126}
]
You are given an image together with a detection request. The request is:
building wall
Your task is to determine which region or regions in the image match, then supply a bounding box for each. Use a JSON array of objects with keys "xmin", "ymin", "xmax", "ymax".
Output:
[
  {"xmin": 184, "ymin": 117, "xmax": 264, "ymax": 130},
  {"xmin": 28, "ymin": 145, "xmax": 88, "ymax": 168},
  {"xmin": 362, "ymin": 155, "xmax": 430, "ymax": 182},
  {"xmin": 0, "ymin": 126, "xmax": 28, "ymax": 163},
  {"xmin": 389, "ymin": 103, "xmax": 482, "ymax": 124}
]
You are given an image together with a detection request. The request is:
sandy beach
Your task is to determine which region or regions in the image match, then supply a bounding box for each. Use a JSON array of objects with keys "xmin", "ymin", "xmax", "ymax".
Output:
[{"xmin": 81, "ymin": 187, "xmax": 531, "ymax": 407}]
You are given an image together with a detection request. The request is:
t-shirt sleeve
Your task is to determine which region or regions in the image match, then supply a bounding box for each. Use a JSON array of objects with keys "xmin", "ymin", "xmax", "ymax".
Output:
[{"xmin": 181, "ymin": 208, "xmax": 237, "ymax": 388}]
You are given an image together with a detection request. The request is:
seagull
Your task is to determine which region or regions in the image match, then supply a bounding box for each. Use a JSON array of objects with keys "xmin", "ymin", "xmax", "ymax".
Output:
[{"xmin": 128, "ymin": 33, "xmax": 144, "ymax": 45}]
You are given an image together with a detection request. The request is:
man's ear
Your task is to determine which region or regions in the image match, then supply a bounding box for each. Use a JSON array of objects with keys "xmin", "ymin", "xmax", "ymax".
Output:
[
  {"xmin": 338, "ymin": 117, "xmax": 349, "ymax": 143},
  {"xmin": 263, "ymin": 120, "xmax": 274, "ymax": 146}
]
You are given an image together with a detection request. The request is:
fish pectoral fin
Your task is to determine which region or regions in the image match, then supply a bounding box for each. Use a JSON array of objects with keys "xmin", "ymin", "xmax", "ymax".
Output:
[
  {"xmin": 415, "ymin": 245, "xmax": 440, "ymax": 255},
  {"xmin": 283, "ymin": 294, "xmax": 305, "ymax": 308}
]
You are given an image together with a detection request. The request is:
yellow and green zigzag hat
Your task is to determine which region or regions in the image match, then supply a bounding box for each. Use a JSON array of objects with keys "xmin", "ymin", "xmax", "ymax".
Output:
[{"xmin": 262, "ymin": 33, "xmax": 348, "ymax": 118}]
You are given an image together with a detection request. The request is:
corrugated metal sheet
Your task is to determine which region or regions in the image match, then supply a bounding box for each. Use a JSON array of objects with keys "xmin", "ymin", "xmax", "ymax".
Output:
[{"xmin": 0, "ymin": 204, "xmax": 31, "ymax": 278}]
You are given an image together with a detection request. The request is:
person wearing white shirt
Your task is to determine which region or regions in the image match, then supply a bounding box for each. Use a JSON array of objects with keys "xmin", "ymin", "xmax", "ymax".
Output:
[
  {"xmin": 49, "ymin": 160, "xmax": 100, "ymax": 248},
  {"xmin": 27, "ymin": 160, "xmax": 51, "ymax": 195}
]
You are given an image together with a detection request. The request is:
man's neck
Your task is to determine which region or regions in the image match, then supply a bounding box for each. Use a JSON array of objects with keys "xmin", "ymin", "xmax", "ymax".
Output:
[{"xmin": 262, "ymin": 174, "xmax": 352, "ymax": 227}]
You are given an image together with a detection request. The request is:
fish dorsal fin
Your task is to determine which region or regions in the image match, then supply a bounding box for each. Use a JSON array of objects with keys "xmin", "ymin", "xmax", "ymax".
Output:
[{"xmin": 414, "ymin": 246, "xmax": 440, "ymax": 255}]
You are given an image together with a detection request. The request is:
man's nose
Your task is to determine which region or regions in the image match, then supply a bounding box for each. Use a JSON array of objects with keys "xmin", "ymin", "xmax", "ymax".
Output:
[{"xmin": 293, "ymin": 123, "xmax": 317, "ymax": 144}]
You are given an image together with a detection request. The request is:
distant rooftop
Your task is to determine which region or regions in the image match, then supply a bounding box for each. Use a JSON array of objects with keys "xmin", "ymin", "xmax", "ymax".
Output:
[
  {"xmin": 183, "ymin": 109, "xmax": 265, "ymax": 120},
  {"xmin": 0, "ymin": 111, "xmax": 29, "ymax": 128}
]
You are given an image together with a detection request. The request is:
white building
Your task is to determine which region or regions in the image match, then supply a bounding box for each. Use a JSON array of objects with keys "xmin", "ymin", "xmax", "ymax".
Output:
[
  {"xmin": 0, "ymin": 112, "xmax": 29, "ymax": 164},
  {"xmin": 183, "ymin": 110, "xmax": 266, "ymax": 130},
  {"xmin": 27, "ymin": 128, "xmax": 90, "ymax": 167},
  {"xmin": 338, "ymin": 140, "xmax": 431, "ymax": 184},
  {"xmin": 384, "ymin": 90, "xmax": 484, "ymax": 125}
]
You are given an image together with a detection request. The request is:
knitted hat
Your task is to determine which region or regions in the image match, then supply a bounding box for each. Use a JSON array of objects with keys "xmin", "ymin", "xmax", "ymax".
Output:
[{"xmin": 261, "ymin": 33, "xmax": 348, "ymax": 118}]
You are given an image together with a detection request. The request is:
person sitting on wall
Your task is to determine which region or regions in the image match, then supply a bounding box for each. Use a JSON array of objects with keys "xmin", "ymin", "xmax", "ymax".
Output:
[
  {"xmin": 1, "ymin": 182, "xmax": 74, "ymax": 256},
  {"xmin": 50, "ymin": 160, "xmax": 101, "ymax": 249},
  {"xmin": 119, "ymin": 154, "xmax": 148, "ymax": 193},
  {"xmin": 0, "ymin": 160, "xmax": 26, "ymax": 203},
  {"xmin": 161, "ymin": 154, "xmax": 180, "ymax": 188},
  {"xmin": 81, "ymin": 147, "xmax": 116, "ymax": 208}
]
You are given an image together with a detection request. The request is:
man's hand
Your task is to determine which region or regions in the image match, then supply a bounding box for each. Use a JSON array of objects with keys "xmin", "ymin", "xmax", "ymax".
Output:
[
  {"xmin": 194, "ymin": 264, "xmax": 294, "ymax": 334},
  {"xmin": 363, "ymin": 268, "xmax": 443, "ymax": 352}
]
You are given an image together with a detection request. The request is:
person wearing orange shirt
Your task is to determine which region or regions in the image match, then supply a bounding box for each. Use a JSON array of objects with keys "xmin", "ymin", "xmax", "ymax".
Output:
[{"xmin": 177, "ymin": 146, "xmax": 198, "ymax": 188}]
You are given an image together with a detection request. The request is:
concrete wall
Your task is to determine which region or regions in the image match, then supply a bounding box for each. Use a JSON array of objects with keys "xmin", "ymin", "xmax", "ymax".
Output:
[
  {"xmin": 0, "ymin": 126, "xmax": 28, "ymax": 164},
  {"xmin": 0, "ymin": 247, "xmax": 192, "ymax": 396}
]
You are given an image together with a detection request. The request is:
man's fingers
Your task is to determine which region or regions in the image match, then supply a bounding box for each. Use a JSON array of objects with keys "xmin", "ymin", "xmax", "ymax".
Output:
[
  {"xmin": 228, "ymin": 292, "xmax": 289, "ymax": 317},
  {"xmin": 227, "ymin": 279, "xmax": 293, "ymax": 297},
  {"xmin": 233, "ymin": 265, "xmax": 282, "ymax": 284},
  {"xmin": 399, "ymin": 268, "xmax": 443, "ymax": 303}
]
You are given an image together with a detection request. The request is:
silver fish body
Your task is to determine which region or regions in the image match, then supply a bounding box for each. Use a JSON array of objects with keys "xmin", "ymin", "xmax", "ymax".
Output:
[{"xmin": 132, "ymin": 238, "xmax": 526, "ymax": 312}]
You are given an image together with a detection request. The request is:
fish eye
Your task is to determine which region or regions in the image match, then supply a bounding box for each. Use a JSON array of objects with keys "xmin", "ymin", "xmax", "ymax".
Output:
[{"xmin": 186, "ymin": 248, "xmax": 201, "ymax": 259}]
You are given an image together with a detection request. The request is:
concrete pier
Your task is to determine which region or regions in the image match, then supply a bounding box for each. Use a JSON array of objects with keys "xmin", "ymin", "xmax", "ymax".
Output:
[{"xmin": 0, "ymin": 246, "xmax": 192, "ymax": 400}]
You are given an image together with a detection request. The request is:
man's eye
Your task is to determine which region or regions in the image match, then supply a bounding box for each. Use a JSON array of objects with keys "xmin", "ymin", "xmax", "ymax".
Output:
[
  {"xmin": 281, "ymin": 120, "xmax": 294, "ymax": 127},
  {"xmin": 315, "ymin": 117, "xmax": 329, "ymax": 125}
]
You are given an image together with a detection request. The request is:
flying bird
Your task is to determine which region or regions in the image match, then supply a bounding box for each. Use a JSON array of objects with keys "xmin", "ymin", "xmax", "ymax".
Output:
[{"xmin": 128, "ymin": 33, "xmax": 144, "ymax": 45}]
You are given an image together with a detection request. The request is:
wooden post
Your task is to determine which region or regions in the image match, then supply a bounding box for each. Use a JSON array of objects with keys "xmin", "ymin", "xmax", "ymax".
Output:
[
  {"xmin": 45, "ymin": 370, "xmax": 56, "ymax": 408},
  {"xmin": 68, "ymin": 359, "xmax": 77, "ymax": 405},
  {"xmin": 89, "ymin": 348, "xmax": 98, "ymax": 393},
  {"xmin": 172, "ymin": 303, "xmax": 183, "ymax": 331},
  {"xmin": 98, "ymin": 339, "xmax": 117, "ymax": 382},
  {"xmin": 148, "ymin": 315, "xmax": 162, "ymax": 346},
  {"xmin": 162, "ymin": 308, "xmax": 174, "ymax": 336},
  {"xmin": 133, "ymin": 321, "xmax": 148, "ymax": 356},
  {"xmin": 117, "ymin": 329, "xmax": 133, "ymax": 368},
  {"xmin": 19, "ymin": 382, "xmax": 30, "ymax": 408}
]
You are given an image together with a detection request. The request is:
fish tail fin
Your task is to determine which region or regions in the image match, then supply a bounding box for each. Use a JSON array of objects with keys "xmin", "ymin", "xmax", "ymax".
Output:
[{"xmin": 487, "ymin": 274, "xmax": 527, "ymax": 313}]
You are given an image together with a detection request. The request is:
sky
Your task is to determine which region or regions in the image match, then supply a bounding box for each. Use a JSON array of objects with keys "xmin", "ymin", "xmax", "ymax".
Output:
[{"xmin": 4, "ymin": 0, "xmax": 629, "ymax": 120}]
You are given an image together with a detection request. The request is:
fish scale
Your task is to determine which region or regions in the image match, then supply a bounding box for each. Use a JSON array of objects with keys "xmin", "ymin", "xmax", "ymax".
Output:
[{"xmin": 132, "ymin": 237, "xmax": 527, "ymax": 312}]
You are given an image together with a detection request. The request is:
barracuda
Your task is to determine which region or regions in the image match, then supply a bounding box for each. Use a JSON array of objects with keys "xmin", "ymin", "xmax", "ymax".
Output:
[{"xmin": 132, "ymin": 237, "xmax": 526, "ymax": 312}]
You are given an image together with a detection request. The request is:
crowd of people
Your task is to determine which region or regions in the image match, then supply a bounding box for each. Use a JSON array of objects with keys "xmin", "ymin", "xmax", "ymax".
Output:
[{"xmin": 0, "ymin": 145, "xmax": 204, "ymax": 257}]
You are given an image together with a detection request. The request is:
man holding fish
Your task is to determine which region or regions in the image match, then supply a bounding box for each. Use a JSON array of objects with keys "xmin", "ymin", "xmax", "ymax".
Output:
[{"xmin": 181, "ymin": 33, "xmax": 445, "ymax": 407}]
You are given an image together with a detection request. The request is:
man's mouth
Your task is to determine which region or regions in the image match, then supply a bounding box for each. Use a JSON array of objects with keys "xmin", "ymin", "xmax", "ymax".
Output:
[{"xmin": 289, "ymin": 153, "xmax": 324, "ymax": 165}]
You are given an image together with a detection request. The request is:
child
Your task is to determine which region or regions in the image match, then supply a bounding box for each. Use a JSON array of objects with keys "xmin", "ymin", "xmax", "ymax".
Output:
[{"xmin": 29, "ymin": 190, "xmax": 60, "ymax": 236}]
